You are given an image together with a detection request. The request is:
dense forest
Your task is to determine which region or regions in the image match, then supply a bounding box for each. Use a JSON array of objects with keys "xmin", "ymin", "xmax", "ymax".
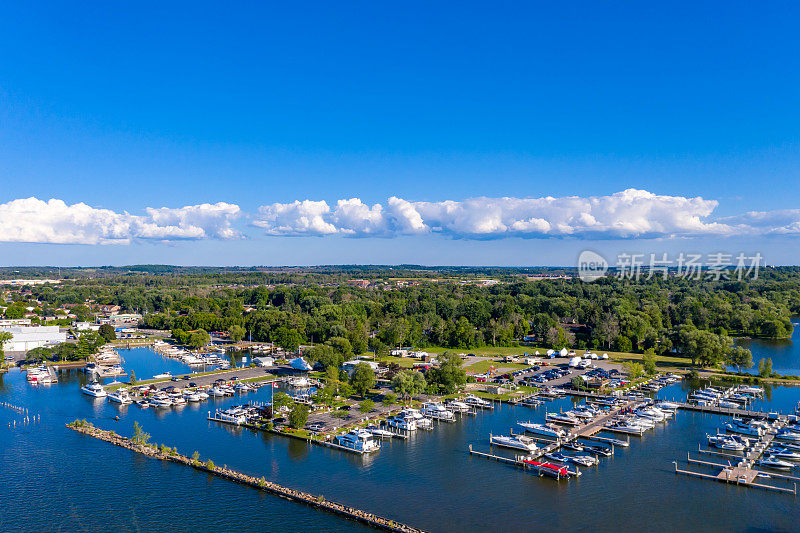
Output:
[{"xmin": 9, "ymin": 266, "xmax": 799, "ymax": 370}]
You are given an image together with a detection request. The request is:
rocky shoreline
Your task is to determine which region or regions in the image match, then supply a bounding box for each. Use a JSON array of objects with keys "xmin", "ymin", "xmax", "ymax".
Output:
[{"xmin": 67, "ymin": 421, "xmax": 424, "ymax": 533}]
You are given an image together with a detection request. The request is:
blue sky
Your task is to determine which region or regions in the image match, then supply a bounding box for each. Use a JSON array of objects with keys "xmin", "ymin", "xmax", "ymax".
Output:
[{"xmin": 0, "ymin": 2, "xmax": 799, "ymax": 266}]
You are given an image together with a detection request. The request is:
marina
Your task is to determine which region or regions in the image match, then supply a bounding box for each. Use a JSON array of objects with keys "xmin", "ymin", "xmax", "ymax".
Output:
[{"xmin": 5, "ymin": 344, "xmax": 800, "ymax": 532}]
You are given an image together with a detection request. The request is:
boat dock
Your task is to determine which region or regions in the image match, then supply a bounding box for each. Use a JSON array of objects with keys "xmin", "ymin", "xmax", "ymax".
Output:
[
  {"xmin": 467, "ymin": 445, "xmax": 575, "ymax": 480},
  {"xmin": 673, "ymin": 414, "xmax": 799, "ymax": 495}
]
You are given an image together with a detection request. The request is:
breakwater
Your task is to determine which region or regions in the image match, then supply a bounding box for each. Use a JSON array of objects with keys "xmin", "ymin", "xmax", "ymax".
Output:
[{"xmin": 67, "ymin": 421, "xmax": 424, "ymax": 533}]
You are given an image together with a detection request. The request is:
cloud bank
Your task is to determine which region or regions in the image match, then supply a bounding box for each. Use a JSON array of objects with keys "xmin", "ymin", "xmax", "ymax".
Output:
[
  {"xmin": 2, "ymin": 190, "xmax": 800, "ymax": 245},
  {"xmin": 255, "ymin": 189, "xmax": 740, "ymax": 239},
  {"xmin": 0, "ymin": 197, "xmax": 241, "ymax": 244}
]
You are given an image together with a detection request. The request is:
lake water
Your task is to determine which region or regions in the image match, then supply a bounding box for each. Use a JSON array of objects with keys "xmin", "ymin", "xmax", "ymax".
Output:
[
  {"xmin": 736, "ymin": 320, "xmax": 800, "ymax": 375},
  {"xmin": 2, "ymin": 348, "xmax": 800, "ymax": 532}
]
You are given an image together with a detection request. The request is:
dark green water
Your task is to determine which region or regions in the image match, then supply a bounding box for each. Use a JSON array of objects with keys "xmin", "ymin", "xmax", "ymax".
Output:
[{"xmin": 1, "ymin": 348, "xmax": 799, "ymax": 532}]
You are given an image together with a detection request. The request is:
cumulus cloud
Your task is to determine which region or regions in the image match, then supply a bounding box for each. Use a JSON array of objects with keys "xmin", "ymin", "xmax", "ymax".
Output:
[
  {"xmin": 0, "ymin": 197, "xmax": 242, "ymax": 244},
  {"xmin": 253, "ymin": 189, "xmax": 739, "ymax": 239}
]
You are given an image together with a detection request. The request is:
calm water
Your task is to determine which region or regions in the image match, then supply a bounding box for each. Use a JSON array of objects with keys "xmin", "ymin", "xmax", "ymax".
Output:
[
  {"xmin": 2, "ymin": 348, "xmax": 800, "ymax": 532},
  {"xmin": 736, "ymin": 321, "xmax": 800, "ymax": 375}
]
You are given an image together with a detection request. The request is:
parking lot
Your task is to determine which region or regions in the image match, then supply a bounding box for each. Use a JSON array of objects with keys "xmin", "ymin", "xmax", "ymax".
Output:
[{"xmin": 487, "ymin": 356, "xmax": 626, "ymax": 389}]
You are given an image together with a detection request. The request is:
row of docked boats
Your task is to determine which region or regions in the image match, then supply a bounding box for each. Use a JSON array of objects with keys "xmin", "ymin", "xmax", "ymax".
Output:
[
  {"xmin": 704, "ymin": 415, "xmax": 800, "ymax": 470},
  {"xmin": 632, "ymin": 373, "xmax": 682, "ymax": 394},
  {"xmin": 214, "ymin": 404, "xmax": 266, "ymax": 425},
  {"xmin": 153, "ymin": 340, "xmax": 231, "ymax": 369},
  {"xmin": 26, "ymin": 366, "xmax": 57, "ymax": 385},
  {"xmin": 689, "ymin": 385, "xmax": 764, "ymax": 408},
  {"xmin": 80, "ymin": 379, "xmax": 258, "ymax": 407},
  {"xmin": 334, "ymin": 396, "xmax": 490, "ymax": 453}
]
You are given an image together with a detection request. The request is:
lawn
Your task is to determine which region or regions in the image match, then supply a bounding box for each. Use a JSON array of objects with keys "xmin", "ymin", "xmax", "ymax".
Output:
[{"xmin": 463, "ymin": 360, "xmax": 530, "ymax": 374}]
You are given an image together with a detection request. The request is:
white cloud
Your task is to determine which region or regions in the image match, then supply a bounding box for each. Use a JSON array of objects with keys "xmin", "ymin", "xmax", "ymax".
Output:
[
  {"xmin": 254, "ymin": 200, "xmax": 337, "ymax": 236},
  {"xmin": 721, "ymin": 209, "xmax": 800, "ymax": 236},
  {"xmin": 0, "ymin": 197, "xmax": 242, "ymax": 244},
  {"xmin": 254, "ymin": 189, "xmax": 738, "ymax": 239}
]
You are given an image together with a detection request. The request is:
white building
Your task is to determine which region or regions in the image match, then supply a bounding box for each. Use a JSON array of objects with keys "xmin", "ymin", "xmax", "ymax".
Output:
[
  {"xmin": 0, "ymin": 325, "xmax": 67, "ymax": 352},
  {"xmin": 342, "ymin": 359, "xmax": 379, "ymax": 376},
  {"xmin": 254, "ymin": 356, "xmax": 275, "ymax": 367}
]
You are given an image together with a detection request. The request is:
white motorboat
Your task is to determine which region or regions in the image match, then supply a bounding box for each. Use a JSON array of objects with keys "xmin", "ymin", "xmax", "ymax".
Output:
[
  {"xmin": 216, "ymin": 408, "xmax": 246, "ymax": 425},
  {"xmin": 153, "ymin": 371, "xmax": 172, "ymax": 379},
  {"xmin": 195, "ymin": 390, "xmax": 210, "ymax": 400},
  {"xmin": 463, "ymin": 395, "xmax": 493, "ymax": 409},
  {"xmin": 446, "ymin": 400, "xmax": 471, "ymax": 412},
  {"xmin": 635, "ymin": 407, "xmax": 667, "ymax": 421},
  {"xmin": 107, "ymin": 390, "xmax": 133, "ymax": 404},
  {"xmin": 547, "ymin": 412, "xmax": 580, "ymax": 426},
  {"xmin": 725, "ymin": 422, "xmax": 762, "ymax": 437},
  {"xmin": 209, "ymin": 386, "xmax": 227, "ymax": 397},
  {"xmin": 421, "ymin": 402, "xmax": 455, "ymax": 421},
  {"xmin": 768, "ymin": 448, "xmax": 800, "ymax": 461},
  {"xmin": 81, "ymin": 382, "xmax": 107, "ymax": 398},
  {"xmin": 620, "ymin": 416, "xmax": 654, "ymax": 430},
  {"xmin": 416, "ymin": 417, "xmax": 434, "ymax": 430},
  {"xmin": 183, "ymin": 391, "xmax": 202, "ymax": 402},
  {"xmin": 654, "ymin": 401, "xmax": 680, "ymax": 411},
  {"xmin": 738, "ymin": 385, "xmax": 765, "ymax": 395},
  {"xmin": 758, "ymin": 455, "xmax": 794, "ymax": 469},
  {"xmin": 707, "ymin": 435, "xmax": 745, "ymax": 451},
  {"xmin": 364, "ymin": 425, "xmax": 396, "ymax": 438},
  {"xmin": 517, "ymin": 421, "xmax": 566, "ymax": 438},
  {"xmin": 776, "ymin": 430, "xmax": 800, "ymax": 442},
  {"xmin": 335, "ymin": 429, "xmax": 381, "ymax": 453},
  {"xmin": 569, "ymin": 407, "xmax": 595, "ymax": 420},
  {"xmin": 568, "ymin": 454, "xmax": 598, "ymax": 467},
  {"xmin": 489, "ymin": 433, "xmax": 538, "ymax": 452},
  {"xmin": 150, "ymin": 393, "xmax": 172, "ymax": 407}
]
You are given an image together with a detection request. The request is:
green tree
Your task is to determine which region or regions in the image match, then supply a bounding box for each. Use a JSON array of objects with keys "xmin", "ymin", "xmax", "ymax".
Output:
[
  {"xmin": 188, "ymin": 329, "xmax": 211, "ymax": 349},
  {"xmin": 359, "ymin": 399, "xmax": 375, "ymax": 413},
  {"xmin": 726, "ymin": 346, "xmax": 753, "ymax": 373},
  {"xmin": 132, "ymin": 421, "xmax": 150, "ymax": 445},
  {"xmin": 624, "ymin": 362, "xmax": 644, "ymax": 380},
  {"xmin": 571, "ymin": 376, "xmax": 585, "ymax": 390},
  {"xmin": 758, "ymin": 358, "xmax": 773, "ymax": 378},
  {"xmin": 368, "ymin": 338, "xmax": 388, "ymax": 361},
  {"xmin": 642, "ymin": 350, "xmax": 657, "ymax": 375},
  {"xmin": 312, "ymin": 384, "xmax": 336, "ymax": 406},
  {"xmin": 392, "ymin": 369, "xmax": 427, "ymax": 401},
  {"xmin": 349, "ymin": 362, "xmax": 376, "ymax": 398},
  {"xmin": 228, "ymin": 324, "xmax": 246, "ymax": 342},
  {"xmin": 288, "ymin": 403, "xmax": 310, "ymax": 428},
  {"xmin": 427, "ymin": 351, "xmax": 467, "ymax": 394},
  {"xmin": 129, "ymin": 370, "xmax": 137, "ymax": 385},
  {"xmin": 274, "ymin": 327, "xmax": 302, "ymax": 352},
  {"xmin": 272, "ymin": 392, "xmax": 293, "ymax": 411},
  {"xmin": 307, "ymin": 344, "xmax": 343, "ymax": 370},
  {"xmin": 76, "ymin": 331, "xmax": 106, "ymax": 359},
  {"xmin": 98, "ymin": 324, "xmax": 116, "ymax": 342},
  {"xmin": 0, "ymin": 331, "xmax": 13, "ymax": 357}
]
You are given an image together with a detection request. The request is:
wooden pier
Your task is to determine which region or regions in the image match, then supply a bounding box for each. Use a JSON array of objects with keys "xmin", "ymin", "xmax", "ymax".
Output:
[{"xmin": 468, "ymin": 445, "xmax": 574, "ymax": 480}]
